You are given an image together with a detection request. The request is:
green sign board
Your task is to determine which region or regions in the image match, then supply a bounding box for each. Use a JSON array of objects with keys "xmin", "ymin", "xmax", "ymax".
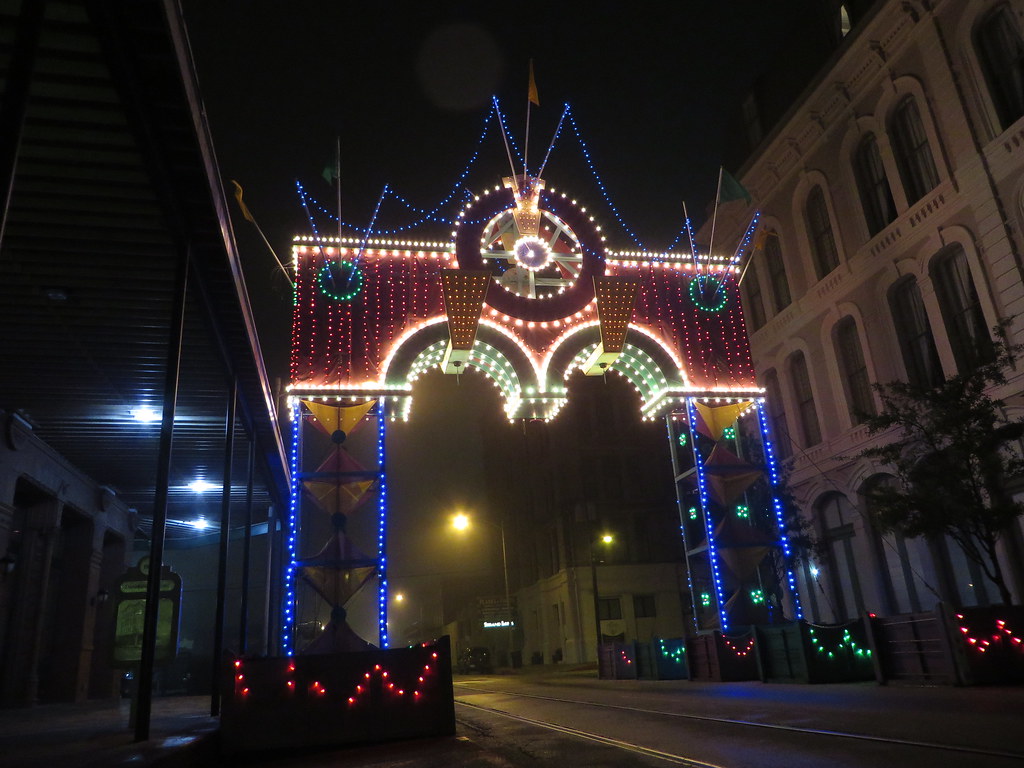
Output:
[{"xmin": 112, "ymin": 557, "xmax": 182, "ymax": 667}]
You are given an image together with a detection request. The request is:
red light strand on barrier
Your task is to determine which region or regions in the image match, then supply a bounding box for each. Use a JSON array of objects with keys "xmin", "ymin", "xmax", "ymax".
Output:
[{"xmin": 956, "ymin": 615, "xmax": 1024, "ymax": 654}]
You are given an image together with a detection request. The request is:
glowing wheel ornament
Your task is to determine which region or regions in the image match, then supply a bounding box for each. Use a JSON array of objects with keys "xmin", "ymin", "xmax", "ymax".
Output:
[
  {"xmin": 513, "ymin": 235, "xmax": 553, "ymax": 271},
  {"xmin": 689, "ymin": 274, "xmax": 728, "ymax": 313},
  {"xmin": 318, "ymin": 260, "xmax": 363, "ymax": 302}
]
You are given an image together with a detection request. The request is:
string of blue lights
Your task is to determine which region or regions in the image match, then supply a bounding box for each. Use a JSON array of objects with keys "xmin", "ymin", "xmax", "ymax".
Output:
[{"xmin": 292, "ymin": 99, "xmax": 697, "ymax": 251}]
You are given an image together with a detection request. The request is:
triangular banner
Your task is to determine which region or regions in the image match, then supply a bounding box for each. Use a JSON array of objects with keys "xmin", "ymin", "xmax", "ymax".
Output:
[
  {"xmin": 302, "ymin": 399, "xmax": 375, "ymax": 440},
  {"xmin": 303, "ymin": 520, "xmax": 375, "ymax": 568},
  {"xmin": 316, "ymin": 448, "xmax": 367, "ymax": 475},
  {"xmin": 303, "ymin": 479, "xmax": 375, "ymax": 515},
  {"xmin": 717, "ymin": 547, "xmax": 772, "ymax": 580},
  {"xmin": 693, "ymin": 401, "xmax": 753, "ymax": 441},
  {"xmin": 704, "ymin": 443, "xmax": 762, "ymax": 474},
  {"xmin": 299, "ymin": 565, "xmax": 376, "ymax": 608},
  {"xmin": 705, "ymin": 471, "xmax": 764, "ymax": 507},
  {"xmin": 713, "ymin": 514, "xmax": 778, "ymax": 549}
]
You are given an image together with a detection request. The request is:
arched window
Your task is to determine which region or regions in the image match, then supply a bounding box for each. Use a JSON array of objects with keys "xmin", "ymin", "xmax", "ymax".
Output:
[
  {"xmin": 789, "ymin": 351, "xmax": 822, "ymax": 447},
  {"xmin": 859, "ymin": 475, "xmax": 927, "ymax": 616},
  {"xmin": 805, "ymin": 185, "xmax": 839, "ymax": 279},
  {"xmin": 889, "ymin": 277, "xmax": 943, "ymax": 388},
  {"xmin": 930, "ymin": 245, "xmax": 993, "ymax": 373},
  {"xmin": 889, "ymin": 97, "xmax": 939, "ymax": 204},
  {"xmin": 763, "ymin": 369, "xmax": 791, "ymax": 460},
  {"xmin": 743, "ymin": 265, "xmax": 766, "ymax": 331},
  {"xmin": 975, "ymin": 4, "xmax": 1024, "ymax": 131},
  {"xmin": 764, "ymin": 230, "xmax": 791, "ymax": 311},
  {"xmin": 816, "ymin": 493, "xmax": 865, "ymax": 621},
  {"xmin": 853, "ymin": 133, "xmax": 896, "ymax": 236},
  {"xmin": 834, "ymin": 317, "xmax": 875, "ymax": 424}
]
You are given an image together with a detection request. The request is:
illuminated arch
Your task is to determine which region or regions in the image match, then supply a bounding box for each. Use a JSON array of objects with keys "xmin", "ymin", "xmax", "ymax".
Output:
[
  {"xmin": 382, "ymin": 316, "xmax": 545, "ymax": 419},
  {"xmin": 543, "ymin": 322, "xmax": 687, "ymax": 412}
]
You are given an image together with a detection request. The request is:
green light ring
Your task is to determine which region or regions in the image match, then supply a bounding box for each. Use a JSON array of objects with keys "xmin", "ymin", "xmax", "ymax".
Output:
[
  {"xmin": 318, "ymin": 260, "xmax": 364, "ymax": 301},
  {"xmin": 689, "ymin": 274, "xmax": 728, "ymax": 312}
]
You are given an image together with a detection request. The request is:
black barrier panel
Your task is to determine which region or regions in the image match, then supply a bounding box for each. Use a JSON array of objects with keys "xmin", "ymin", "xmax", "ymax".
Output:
[{"xmin": 221, "ymin": 636, "xmax": 456, "ymax": 755}]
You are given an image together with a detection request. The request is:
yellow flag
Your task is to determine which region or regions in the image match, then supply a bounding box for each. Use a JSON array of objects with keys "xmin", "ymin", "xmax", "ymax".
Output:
[
  {"xmin": 230, "ymin": 179, "xmax": 255, "ymax": 223},
  {"xmin": 528, "ymin": 60, "xmax": 539, "ymax": 106}
]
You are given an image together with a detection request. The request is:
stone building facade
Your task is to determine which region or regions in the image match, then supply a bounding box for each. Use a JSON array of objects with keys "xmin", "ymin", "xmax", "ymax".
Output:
[
  {"xmin": 720, "ymin": 0, "xmax": 1024, "ymax": 620},
  {"xmin": 0, "ymin": 412, "xmax": 136, "ymax": 705}
]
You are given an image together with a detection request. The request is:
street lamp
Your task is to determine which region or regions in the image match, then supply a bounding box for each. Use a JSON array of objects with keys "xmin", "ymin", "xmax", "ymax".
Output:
[
  {"xmin": 451, "ymin": 512, "xmax": 514, "ymax": 667},
  {"xmin": 590, "ymin": 532, "xmax": 614, "ymax": 664}
]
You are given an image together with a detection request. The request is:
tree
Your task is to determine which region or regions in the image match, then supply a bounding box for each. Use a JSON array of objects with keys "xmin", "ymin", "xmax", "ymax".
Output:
[{"xmin": 858, "ymin": 322, "xmax": 1024, "ymax": 605}]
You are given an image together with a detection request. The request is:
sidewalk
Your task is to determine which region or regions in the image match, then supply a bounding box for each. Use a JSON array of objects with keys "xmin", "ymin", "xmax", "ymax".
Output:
[{"xmin": 0, "ymin": 695, "xmax": 218, "ymax": 768}]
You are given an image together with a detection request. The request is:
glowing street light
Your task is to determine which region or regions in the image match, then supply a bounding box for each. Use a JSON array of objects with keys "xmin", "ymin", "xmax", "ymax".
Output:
[
  {"xmin": 451, "ymin": 512, "xmax": 514, "ymax": 666},
  {"xmin": 591, "ymin": 532, "xmax": 615, "ymax": 662}
]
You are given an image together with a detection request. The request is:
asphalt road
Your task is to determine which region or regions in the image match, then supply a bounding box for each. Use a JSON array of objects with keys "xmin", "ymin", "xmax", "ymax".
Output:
[{"xmin": 217, "ymin": 671, "xmax": 1024, "ymax": 767}]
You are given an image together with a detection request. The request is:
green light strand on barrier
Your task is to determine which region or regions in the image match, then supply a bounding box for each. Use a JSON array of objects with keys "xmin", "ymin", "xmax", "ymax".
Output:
[{"xmin": 808, "ymin": 627, "xmax": 873, "ymax": 659}]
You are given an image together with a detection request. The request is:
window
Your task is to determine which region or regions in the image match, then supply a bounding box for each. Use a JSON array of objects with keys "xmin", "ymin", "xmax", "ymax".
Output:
[
  {"xmin": 790, "ymin": 352, "xmax": 822, "ymax": 446},
  {"xmin": 834, "ymin": 317, "xmax": 875, "ymax": 424},
  {"xmin": 930, "ymin": 245, "xmax": 993, "ymax": 372},
  {"xmin": 818, "ymin": 493, "xmax": 866, "ymax": 621},
  {"xmin": 634, "ymin": 594, "xmax": 657, "ymax": 618},
  {"xmin": 890, "ymin": 277, "xmax": 943, "ymax": 388},
  {"xmin": 976, "ymin": 5, "xmax": 1024, "ymax": 130},
  {"xmin": 853, "ymin": 134, "xmax": 896, "ymax": 236},
  {"xmin": 805, "ymin": 185, "xmax": 839, "ymax": 279},
  {"xmin": 743, "ymin": 264, "xmax": 767, "ymax": 331},
  {"xmin": 764, "ymin": 230, "xmax": 791, "ymax": 311},
  {"xmin": 890, "ymin": 97, "xmax": 939, "ymax": 204},
  {"xmin": 764, "ymin": 370, "xmax": 791, "ymax": 459},
  {"xmin": 597, "ymin": 597, "xmax": 622, "ymax": 621}
]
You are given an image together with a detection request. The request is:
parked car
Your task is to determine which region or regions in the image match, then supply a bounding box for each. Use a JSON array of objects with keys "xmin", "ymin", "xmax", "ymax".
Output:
[{"xmin": 457, "ymin": 646, "xmax": 493, "ymax": 674}]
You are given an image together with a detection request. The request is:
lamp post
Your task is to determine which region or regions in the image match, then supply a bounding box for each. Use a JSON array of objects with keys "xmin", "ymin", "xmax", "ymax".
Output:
[
  {"xmin": 589, "ymin": 532, "xmax": 614, "ymax": 665},
  {"xmin": 452, "ymin": 512, "xmax": 514, "ymax": 667}
]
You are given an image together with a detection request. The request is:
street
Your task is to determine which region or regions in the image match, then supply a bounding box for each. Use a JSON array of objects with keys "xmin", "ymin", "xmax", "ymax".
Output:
[{"xmin": 225, "ymin": 669, "xmax": 1024, "ymax": 767}]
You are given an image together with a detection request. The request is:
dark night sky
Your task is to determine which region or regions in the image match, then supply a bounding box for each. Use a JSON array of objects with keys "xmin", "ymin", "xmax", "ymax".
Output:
[
  {"xmin": 176, "ymin": 2, "xmax": 808, "ymax": 625},
  {"xmin": 180, "ymin": 1, "xmax": 807, "ymax": 379}
]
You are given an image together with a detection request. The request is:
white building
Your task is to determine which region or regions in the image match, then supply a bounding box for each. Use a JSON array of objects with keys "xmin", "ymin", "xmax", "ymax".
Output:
[{"xmin": 719, "ymin": 0, "xmax": 1024, "ymax": 620}]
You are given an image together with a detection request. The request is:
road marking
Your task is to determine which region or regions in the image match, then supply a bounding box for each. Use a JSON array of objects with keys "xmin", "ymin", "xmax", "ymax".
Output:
[
  {"xmin": 454, "ymin": 685, "xmax": 1024, "ymax": 761},
  {"xmin": 457, "ymin": 699, "xmax": 726, "ymax": 767}
]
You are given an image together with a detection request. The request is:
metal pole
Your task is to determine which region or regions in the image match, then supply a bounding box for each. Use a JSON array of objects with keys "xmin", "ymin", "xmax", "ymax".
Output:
[
  {"xmin": 589, "ymin": 537, "xmax": 601, "ymax": 666},
  {"xmin": 210, "ymin": 377, "xmax": 237, "ymax": 717},
  {"xmin": 499, "ymin": 523, "xmax": 512, "ymax": 666},
  {"xmin": 134, "ymin": 246, "xmax": 189, "ymax": 742},
  {"xmin": 239, "ymin": 438, "xmax": 255, "ymax": 654}
]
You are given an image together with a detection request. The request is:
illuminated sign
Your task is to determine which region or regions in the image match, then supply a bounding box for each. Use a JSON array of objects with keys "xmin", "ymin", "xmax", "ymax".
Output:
[{"xmin": 483, "ymin": 620, "xmax": 515, "ymax": 629}]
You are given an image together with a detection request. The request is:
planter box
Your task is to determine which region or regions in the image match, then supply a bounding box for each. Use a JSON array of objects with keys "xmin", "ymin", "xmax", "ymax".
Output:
[
  {"xmin": 599, "ymin": 639, "xmax": 688, "ymax": 680},
  {"xmin": 687, "ymin": 631, "xmax": 758, "ymax": 682},
  {"xmin": 220, "ymin": 637, "xmax": 455, "ymax": 755},
  {"xmin": 869, "ymin": 608, "xmax": 959, "ymax": 685},
  {"xmin": 755, "ymin": 620, "xmax": 874, "ymax": 683},
  {"xmin": 598, "ymin": 642, "xmax": 638, "ymax": 679},
  {"xmin": 953, "ymin": 606, "xmax": 1024, "ymax": 685},
  {"xmin": 651, "ymin": 637, "xmax": 688, "ymax": 680}
]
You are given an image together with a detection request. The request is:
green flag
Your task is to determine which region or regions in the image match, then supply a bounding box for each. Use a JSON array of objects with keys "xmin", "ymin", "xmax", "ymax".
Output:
[
  {"xmin": 720, "ymin": 169, "xmax": 752, "ymax": 205},
  {"xmin": 322, "ymin": 164, "xmax": 338, "ymax": 184}
]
